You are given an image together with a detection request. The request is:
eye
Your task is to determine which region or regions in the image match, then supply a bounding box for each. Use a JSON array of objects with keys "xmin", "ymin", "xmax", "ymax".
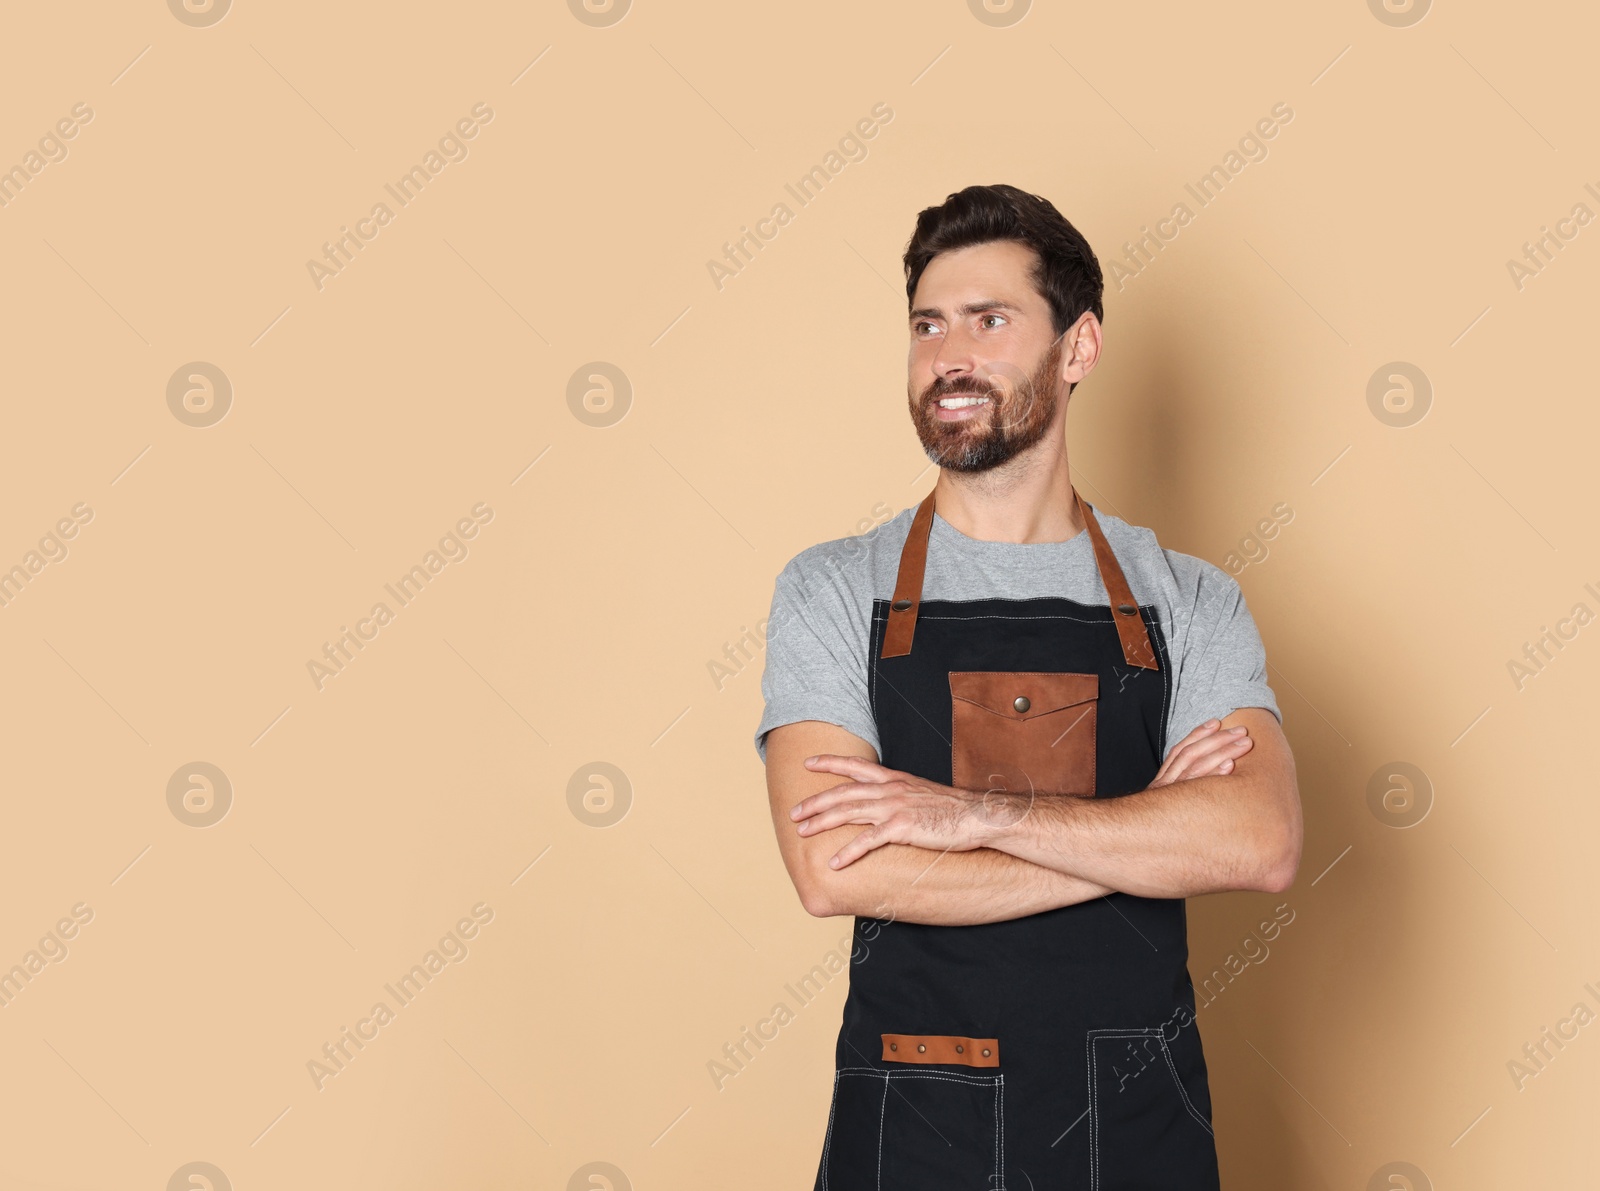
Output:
[
  {"xmin": 912, "ymin": 320, "xmax": 939, "ymax": 336},
  {"xmin": 980, "ymin": 314, "xmax": 1006, "ymax": 329}
]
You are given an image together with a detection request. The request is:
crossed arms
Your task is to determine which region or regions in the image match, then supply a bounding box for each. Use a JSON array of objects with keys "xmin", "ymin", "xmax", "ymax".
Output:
[{"xmin": 764, "ymin": 708, "xmax": 1302, "ymax": 927}]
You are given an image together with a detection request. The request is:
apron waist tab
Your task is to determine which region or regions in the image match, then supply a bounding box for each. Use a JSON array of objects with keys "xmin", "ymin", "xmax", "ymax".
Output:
[{"xmin": 881, "ymin": 1033, "xmax": 1000, "ymax": 1067}]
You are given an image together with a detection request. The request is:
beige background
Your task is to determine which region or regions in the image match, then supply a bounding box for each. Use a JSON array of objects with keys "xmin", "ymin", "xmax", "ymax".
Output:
[{"xmin": 1, "ymin": 0, "xmax": 1596, "ymax": 1187}]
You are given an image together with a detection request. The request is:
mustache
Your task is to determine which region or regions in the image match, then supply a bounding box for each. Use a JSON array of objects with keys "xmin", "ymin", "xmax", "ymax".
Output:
[{"xmin": 925, "ymin": 377, "xmax": 999, "ymax": 401}]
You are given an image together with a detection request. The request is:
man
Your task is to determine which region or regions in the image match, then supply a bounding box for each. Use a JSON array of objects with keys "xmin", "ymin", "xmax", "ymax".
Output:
[{"xmin": 755, "ymin": 184, "xmax": 1302, "ymax": 1189}]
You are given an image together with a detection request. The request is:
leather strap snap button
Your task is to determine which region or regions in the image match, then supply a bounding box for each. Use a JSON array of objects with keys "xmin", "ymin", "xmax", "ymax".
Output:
[
  {"xmin": 891, "ymin": 599, "xmax": 913, "ymax": 612},
  {"xmin": 1117, "ymin": 603, "xmax": 1137, "ymax": 615}
]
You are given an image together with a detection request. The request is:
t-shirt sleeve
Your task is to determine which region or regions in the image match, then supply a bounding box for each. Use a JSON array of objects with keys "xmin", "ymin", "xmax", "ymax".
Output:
[
  {"xmin": 753, "ymin": 553, "xmax": 879, "ymax": 764},
  {"xmin": 1164, "ymin": 562, "xmax": 1282, "ymax": 755}
]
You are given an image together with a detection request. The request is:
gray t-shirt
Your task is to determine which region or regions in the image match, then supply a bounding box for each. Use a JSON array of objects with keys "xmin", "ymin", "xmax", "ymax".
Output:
[{"xmin": 754, "ymin": 501, "xmax": 1280, "ymax": 763}]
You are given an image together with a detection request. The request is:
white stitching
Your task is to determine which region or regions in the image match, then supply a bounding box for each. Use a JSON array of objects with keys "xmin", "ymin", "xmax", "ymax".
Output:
[
  {"xmin": 912, "ymin": 611, "xmax": 1146, "ymax": 624},
  {"xmin": 869, "ymin": 607, "xmax": 883, "ymax": 719},
  {"xmin": 1086, "ymin": 1026, "xmax": 1212, "ymax": 1187},
  {"xmin": 1088, "ymin": 1029, "xmax": 1161, "ymax": 1191},
  {"xmin": 948, "ymin": 669, "xmax": 1101, "ymax": 679},
  {"xmin": 836, "ymin": 1067, "xmax": 1002, "ymax": 1085},
  {"xmin": 1159, "ymin": 1035, "xmax": 1214, "ymax": 1136},
  {"xmin": 1087, "ymin": 1030, "xmax": 1100, "ymax": 1191},
  {"xmin": 876, "ymin": 1075, "xmax": 888, "ymax": 1191},
  {"xmin": 876, "ymin": 599, "xmax": 1174, "ymax": 625},
  {"xmin": 991, "ymin": 1075, "xmax": 1000, "ymax": 1189},
  {"xmin": 892, "ymin": 594, "xmax": 1128, "ymax": 608},
  {"xmin": 819, "ymin": 1067, "xmax": 839, "ymax": 1191},
  {"xmin": 996, "ymin": 1073, "xmax": 1005, "ymax": 1189},
  {"xmin": 833, "ymin": 1067, "xmax": 1006, "ymax": 1186}
]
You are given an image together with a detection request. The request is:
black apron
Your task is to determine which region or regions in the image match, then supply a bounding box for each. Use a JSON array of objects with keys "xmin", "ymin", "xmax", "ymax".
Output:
[{"xmin": 814, "ymin": 488, "xmax": 1220, "ymax": 1191}]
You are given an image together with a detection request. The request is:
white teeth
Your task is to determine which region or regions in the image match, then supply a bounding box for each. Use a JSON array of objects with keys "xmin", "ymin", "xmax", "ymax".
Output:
[{"xmin": 938, "ymin": 396, "xmax": 990, "ymax": 408}]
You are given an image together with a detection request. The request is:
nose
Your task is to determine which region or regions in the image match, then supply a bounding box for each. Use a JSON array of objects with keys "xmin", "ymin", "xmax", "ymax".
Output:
[{"xmin": 929, "ymin": 331, "xmax": 978, "ymax": 387}]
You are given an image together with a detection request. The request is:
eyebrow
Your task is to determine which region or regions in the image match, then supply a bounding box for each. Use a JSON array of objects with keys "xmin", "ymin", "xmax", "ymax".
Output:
[{"xmin": 908, "ymin": 299, "xmax": 1025, "ymax": 323}]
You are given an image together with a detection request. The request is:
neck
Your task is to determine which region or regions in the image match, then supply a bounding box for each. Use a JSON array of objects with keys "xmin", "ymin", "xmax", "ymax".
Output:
[{"xmin": 931, "ymin": 434, "xmax": 1083, "ymax": 544}]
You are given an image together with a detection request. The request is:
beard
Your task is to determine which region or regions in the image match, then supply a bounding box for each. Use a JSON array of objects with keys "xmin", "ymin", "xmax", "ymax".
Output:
[{"xmin": 907, "ymin": 334, "xmax": 1066, "ymax": 473}]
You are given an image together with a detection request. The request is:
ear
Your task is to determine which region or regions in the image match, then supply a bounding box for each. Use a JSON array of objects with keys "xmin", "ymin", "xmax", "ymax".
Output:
[{"xmin": 1062, "ymin": 312, "xmax": 1102, "ymax": 386}]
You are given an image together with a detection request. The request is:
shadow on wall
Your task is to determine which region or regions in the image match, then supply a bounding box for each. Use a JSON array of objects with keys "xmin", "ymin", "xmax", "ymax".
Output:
[{"xmin": 1116, "ymin": 273, "xmax": 1381, "ymax": 1188}]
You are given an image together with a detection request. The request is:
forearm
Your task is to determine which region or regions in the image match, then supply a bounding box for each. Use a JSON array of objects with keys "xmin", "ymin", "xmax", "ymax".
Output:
[
  {"xmin": 767, "ymin": 722, "xmax": 1113, "ymax": 926},
  {"xmin": 988, "ymin": 773, "xmax": 1298, "ymax": 898},
  {"xmin": 814, "ymin": 838, "xmax": 1112, "ymax": 926}
]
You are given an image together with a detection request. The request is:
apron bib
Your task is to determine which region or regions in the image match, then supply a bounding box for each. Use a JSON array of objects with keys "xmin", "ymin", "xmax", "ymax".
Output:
[{"xmin": 815, "ymin": 489, "xmax": 1220, "ymax": 1191}]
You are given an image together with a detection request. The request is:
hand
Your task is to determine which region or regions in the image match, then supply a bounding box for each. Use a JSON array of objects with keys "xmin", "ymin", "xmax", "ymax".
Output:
[
  {"xmin": 1148, "ymin": 719, "xmax": 1253, "ymax": 789},
  {"xmin": 790, "ymin": 754, "xmax": 1013, "ymax": 870}
]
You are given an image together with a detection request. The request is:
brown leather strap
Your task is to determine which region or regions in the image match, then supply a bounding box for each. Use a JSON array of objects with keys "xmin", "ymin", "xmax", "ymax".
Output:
[
  {"xmin": 879, "ymin": 489, "xmax": 936, "ymax": 658},
  {"xmin": 1073, "ymin": 488, "xmax": 1158, "ymax": 670},
  {"xmin": 880, "ymin": 486, "xmax": 1157, "ymax": 670},
  {"xmin": 882, "ymin": 1033, "xmax": 999, "ymax": 1067}
]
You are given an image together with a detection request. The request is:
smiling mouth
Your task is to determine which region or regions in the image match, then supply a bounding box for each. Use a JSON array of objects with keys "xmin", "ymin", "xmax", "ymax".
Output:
[{"xmin": 932, "ymin": 394, "xmax": 992, "ymax": 421}]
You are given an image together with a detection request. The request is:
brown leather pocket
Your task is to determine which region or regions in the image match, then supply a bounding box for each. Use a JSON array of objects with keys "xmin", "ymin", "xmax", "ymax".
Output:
[{"xmin": 949, "ymin": 671, "xmax": 1098, "ymax": 798}]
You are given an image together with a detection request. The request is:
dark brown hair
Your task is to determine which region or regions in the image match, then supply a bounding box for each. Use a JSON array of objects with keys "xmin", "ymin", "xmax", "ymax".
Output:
[{"xmin": 903, "ymin": 184, "xmax": 1104, "ymax": 337}]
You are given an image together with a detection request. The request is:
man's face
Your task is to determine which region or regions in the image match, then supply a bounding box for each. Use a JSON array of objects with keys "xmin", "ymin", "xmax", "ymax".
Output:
[{"xmin": 906, "ymin": 240, "xmax": 1073, "ymax": 474}]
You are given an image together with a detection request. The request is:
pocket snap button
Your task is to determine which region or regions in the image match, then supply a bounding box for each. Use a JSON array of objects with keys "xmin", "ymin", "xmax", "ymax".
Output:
[{"xmin": 1013, "ymin": 696, "xmax": 1030, "ymax": 713}]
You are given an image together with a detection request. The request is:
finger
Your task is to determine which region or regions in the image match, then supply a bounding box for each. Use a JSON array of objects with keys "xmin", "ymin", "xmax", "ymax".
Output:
[
  {"xmin": 829, "ymin": 823, "xmax": 896, "ymax": 869},
  {"xmin": 1173, "ymin": 719, "xmax": 1224, "ymax": 747},
  {"xmin": 1170, "ymin": 727, "xmax": 1251, "ymax": 770},
  {"xmin": 804, "ymin": 754, "xmax": 896, "ymax": 783},
  {"xmin": 1170, "ymin": 734, "xmax": 1254, "ymax": 781},
  {"xmin": 1184, "ymin": 743, "xmax": 1252, "ymax": 779},
  {"xmin": 1169, "ymin": 744, "xmax": 1252, "ymax": 782},
  {"xmin": 1157, "ymin": 720, "xmax": 1224, "ymax": 776},
  {"xmin": 796, "ymin": 800, "xmax": 893, "ymax": 835},
  {"xmin": 791, "ymin": 781, "xmax": 883, "ymax": 820},
  {"xmin": 1171, "ymin": 719, "xmax": 1224, "ymax": 748}
]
